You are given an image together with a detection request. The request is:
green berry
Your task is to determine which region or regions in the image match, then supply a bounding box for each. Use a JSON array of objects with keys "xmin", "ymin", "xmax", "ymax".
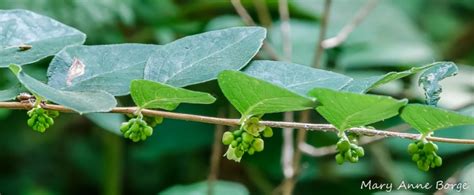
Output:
[
  {"xmin": 335, "ymin": 153, "xmax": 344, "ymax": 165},
  {"xmin": 248, "ymin": 148, "xmax": 255, "ymax": 155},
  {"xmin": 233, "ymin": 129, "xmax": 243, "ymax": 136},
  {"xmin": 242, "ymin": 132, "xmax": 254, "ymax": 143},
  {"xmin": 263, "ymin": 127, "xmax": 273, "ymax": 138},
  {"xmin": 355, "ymin": 146, "xmax": 365, "ymax": 157},
  {"xmin": 412, "ymin": 153, "xmax": 420, "ymax": 161},
  {"xmin": 231, "ymin": 140, "xmax": 238, "ymax": 147},
  {"xmin": 344, "ymin": 150, "xmax": 352, "ymax": 160},
  {"xmin": 253, "ymin": 138, "xmax": 264, "ymax": 152},
  {"xmin": 434, "ymin": 156, "xmax": 442, "ymax": 167},
  {"xmin": 222, "ymin": 131, "xmax": 234, "ymax": 145},
  {"xmin": 349, "ymin": 156, "xmax": 359, "ymax": 163},
  {"xmin": 408, "ymin": 143, "xmax": 418, "ymax": 155},
  {"xmin": 337, "ymin": 140, "xmax": 350, "ymax": 152},
  {"xmin": 423, "ymin": 142, "xmax": 437, "ymax": 153}
]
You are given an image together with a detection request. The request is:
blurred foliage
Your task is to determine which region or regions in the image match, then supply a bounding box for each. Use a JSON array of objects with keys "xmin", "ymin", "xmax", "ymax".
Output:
[{"xmin": 0, "ymin": 0, "xmax": 473, "ymax": 194}]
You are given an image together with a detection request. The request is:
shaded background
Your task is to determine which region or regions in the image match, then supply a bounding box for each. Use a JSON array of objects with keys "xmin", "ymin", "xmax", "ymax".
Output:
[{"xmin": 0, "ymin": 0, "xmax": 473, "ymax": 194}]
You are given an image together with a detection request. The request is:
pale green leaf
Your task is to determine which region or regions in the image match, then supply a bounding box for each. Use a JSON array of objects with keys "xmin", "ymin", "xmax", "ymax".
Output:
[
  {"xmin": 0, "ymin": 9, "xmax": 86, "ymax": 67},
  {"xmin": 400, "ymin": 104, "xmax": 474, "ymax": 135},
  {"xmin": 130, "ymin": 79, "xmax": 216, "ymax": 110},
  {"xmin": 218, "ymin": 70, "xmax": 315, "ymax": 118},
  {"xmin": 244, "ymin": 60, "xmax": 352, "ymax": 96},
  {"xmin": 418, "ymin": 62, "xmax": 458, "ymax": 105},
  {"xmin": 47, "ymin": 44, "xmax": 160, "ymax": 96},
  {"xmin": 144, "ymin": 27, "xmax": 266, "ymax": 87},
  {"xmin": 85, "ymin": 113, "xmax": 126, "ymax": 135},
  {"xmin": 9, "ymin": 64, "xmax": 116, "ymax": 114},
  {"xmin": 161, "ymin": 180, "xmax": 249, "ymax": 195},
  {"xmin": 309, "ymin": 88, "xmax": 407, "ymax": 131},
  {"xmin": 342, "ymin": 62, "xmax": 440, "ymax": 93}
]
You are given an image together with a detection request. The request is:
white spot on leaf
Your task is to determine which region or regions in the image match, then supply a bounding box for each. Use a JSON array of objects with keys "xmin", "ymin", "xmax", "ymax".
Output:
[{"xmin": 66, "ymin": 58, "xmax": 85, "ymax": 86}]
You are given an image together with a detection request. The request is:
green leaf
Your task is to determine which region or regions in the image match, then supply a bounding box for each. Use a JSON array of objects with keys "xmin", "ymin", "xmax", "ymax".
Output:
[
  {"xmin": 130, "ymin": 79, "xmax": 216, "ymax": 110},
  {"xmin": 418, "ymin": 62, "xmax": 458, "ymax": 105},
  {"xmin": 47, "ymin": 44, "xmax": 160, "ymax": 96},
  {"xmin": 342, "ymin": 62, "xmax": 440, "ymax": 93},
  {"xmin": 85, "ymin": 113, "xmax": 126, "ymax": 135},
  {"xmin": 144, "ymin": 27, "xmax": 266, "ymax": 87},
  {"xmin": 161, "ymin": 180, "xmax": 249, "ymax": 195},
  {"xmin": 0, "ymin": 83, "xmax": 23, "ymax": 101},
  {"xmin": 244, "ymin": 60, "xmax": 352, "ymax": 96},
  {"xmin": 0, "ymin": 9, "xmax": 86, "ymax": 67},
  {"xmin": 309, "ymin": 88, "xmax": 408, "ymax": 131},
  {"xmin": 218, "ymin": 70, "xmax": 315, "ymax": 118},
  {"xmin": 9, "ymin": 64, "xmax": 116, "ymax": 114},
  {"xmin": 400, "ymin": 104, "xmax": 474, "ymax": 135}
]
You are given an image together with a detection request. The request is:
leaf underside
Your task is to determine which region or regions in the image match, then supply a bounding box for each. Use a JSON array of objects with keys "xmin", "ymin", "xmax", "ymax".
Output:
[
  {"xmin": 144, "ymin": 27, "xmax": 266, "ymax": 87},
  {"xmin": 0, "ymin": 9, "xmax": 86, "ymax": 67},
  {"xmin": 9, "ymin": 64, "xmax": 116, "ymax": 114}
]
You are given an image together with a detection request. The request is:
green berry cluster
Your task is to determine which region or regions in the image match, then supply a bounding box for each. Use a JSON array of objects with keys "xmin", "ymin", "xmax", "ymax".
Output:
[
  {"xmin": 408, "ymin": 140, "xmax": 442, "ymax": 171},
  {"xmin": 222, "ymin": 117, "xmax": 273, "ymax": 162},
  {"xmin": 27, "ymin": 107, "xmax": 59, "ymax": 133},
  {"xmin": 335, "ymin": 139, "xmax": 365, "ymax": 165},
  {"xmin": 120, "ymin": 117, "xmax": 153, "ymax": 142},
  {"xmin": 126, "ymin": 114, "xmax": 163, "ymax": 128}
]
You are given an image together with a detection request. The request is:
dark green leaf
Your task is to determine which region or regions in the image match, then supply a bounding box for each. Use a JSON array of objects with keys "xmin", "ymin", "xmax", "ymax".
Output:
[
  {"xmin": 244, "ymin": 60, "xmax": 352, "ymax": 96},
  {"xmin": 309, "ymin": 88, "xmax": 407, "ymax": 131},
  {"xmin": 418, "ymin": 62, "xmax": 458, "ymax": 105},
  {"xmin": 400, "ymin": 104, "xmax": 474, "ymax": 135},
  {"xmin": 144, "ymin": 27, "xmax": 266, "ymax": 87},
  {"xmin": 9, "ymin": 64, "xmax": 116, "ymax": 114},
  {"xmin": 47, "ymin": 44, "xmax": 160, "ymax": 96},
  {"xmin": 218, "ymin": 70, "xmax": 315, "ymax": 118},
  {"xmin": 161, "ymin": 180, "xmax": 249, "ymax": 195},
  {"xmin": 130, "ymin": 79, "xmax": 216, "ymax": 110},
  {"xmin": 0, "ymin": 9, "xmax": 86, "ymax": 67}
]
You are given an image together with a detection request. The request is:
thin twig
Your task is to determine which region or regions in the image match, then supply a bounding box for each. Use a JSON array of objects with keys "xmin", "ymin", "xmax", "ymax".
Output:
[
  {"xmin": 230, "ymin": 0, "xmax": 282, "ymax": 61},
  {"xmin": 1, "ymin": 102, "xmax": 473, "ymax": 144},
  {"xmin": 321, "ymin": 0, "xmax": 379, "ymax": 49},
  {"xmin": 299, "ymin": 124, "xmax": 411, "ymax": 157},
  {"xmin": 312, "ymin": 0, "xmax": 332, "ymax": 68},
  {"xmin": 278, "ymin": 0, "xmax": 292, "ymax": 61},
  {"xmin": 252, "ymin": 0, "xmax": 272, "ymax": 27},
  {"xmin": 207, "ymin": 107, "xmax": 226, "ymax": 195}
]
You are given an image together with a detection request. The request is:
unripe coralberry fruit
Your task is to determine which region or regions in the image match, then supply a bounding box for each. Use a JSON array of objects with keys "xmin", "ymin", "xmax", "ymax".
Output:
[
  {"xmin": 27, "ymin": 107, "xmax": 56, "ymax": 133},
  {"xmin": 337, "ymin": 140, "xmax": 350, "ymax": 152},
  {"xmin": 408, "ymin": 140, "xmax": 442, "ymax": 171},
  {"xmin": 120, "ymin": 117, "xmax": 154, "ymax": 142},
  {"xmin": 222, "ymin": 131, "xmax": 234, "ymax": 145},
  {"xmin": 242, "ymin": 132, "xmax": 254, "ymax": 143},
  {"xmin": 252, "ymin": 138, "xmax": 264, "ymax": 152},
  {"xmin": 335, "ymin": 153, "xmax": 344, "ymax": 165},
  {"xmin": 334, "ymin": 136, "xmax": 365, "ymax": 165},
  {"xmin": 263, "ymin": 127, "xmax": 273, "ymax": 138}
]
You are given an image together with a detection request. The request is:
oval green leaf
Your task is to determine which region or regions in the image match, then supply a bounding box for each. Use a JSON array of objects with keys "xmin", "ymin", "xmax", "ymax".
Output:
[
  {"xmin": 47, "ymin": 44, "xmax": 160, "ymax": 96},
  {"xmin": 218, "ymin": 70, "xmax": 315, "ymax": 118},
  {"xmin": 244, "ymin": 60, "xmax": 352, "ymax": 96},
  {"xmin": 144, "ymin": 27, "xmax": 266, "ymax": 87},
  {"xmin": 130, "ymin": 79, "xmax": 216, "ymax": 110},
  {"xmin": 0, "ymin": 9, "xmax": 86, "ymax": 67},
  {"xmin": 9, "ymin": 64, "xmax": 116, "ymax": 114},
  {"xmin": 400, "ymin": 104, "xmax": 474, "ymax": 135},
  {"xmin": 309, "ymin": 88, "xmax": 408, "ymax": 131}
]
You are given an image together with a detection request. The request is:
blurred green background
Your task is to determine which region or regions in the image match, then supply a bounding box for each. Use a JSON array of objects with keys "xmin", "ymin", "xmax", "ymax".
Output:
[{"xmin": 0, "ymin": 0, "xmax": 473, "ymax": 194}]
